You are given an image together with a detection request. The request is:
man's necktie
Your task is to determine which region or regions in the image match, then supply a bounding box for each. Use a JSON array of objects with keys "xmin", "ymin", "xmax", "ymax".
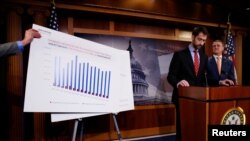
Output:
[
  {"xmin": 194, "ymin": 50, "xmax": 199, "ymax": 76},
  {"xmin": 217, "ymin": 56, "xmax": 221, "ymax": 75}
]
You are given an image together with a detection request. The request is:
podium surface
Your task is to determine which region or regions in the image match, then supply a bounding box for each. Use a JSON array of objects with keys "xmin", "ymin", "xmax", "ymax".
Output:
[{"xmin": 178, "ymin": 86, "xmax": 250, "ymax": 141}]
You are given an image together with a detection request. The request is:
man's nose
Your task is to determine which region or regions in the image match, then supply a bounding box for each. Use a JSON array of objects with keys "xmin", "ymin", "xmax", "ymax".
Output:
[{"xmin": 200, "ymin": 41, "xmax": 205, "ymax": 46}]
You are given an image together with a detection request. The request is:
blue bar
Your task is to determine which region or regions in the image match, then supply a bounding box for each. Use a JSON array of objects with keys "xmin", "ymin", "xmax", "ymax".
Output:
[
  {"xmin": 85, "ymin": 63, "xmax": 89, "ymax": 93},
  {"xmin": 65, "ymin": 63, "xmax": 69, "ymax": 89},
  {"xmin": 77, "ymin": 63, "xmax": 81, "ymax": 91},
  {"xmin": 93, "ymin": 67, "xmax": 96, "ymax": 95},
  {"xmin": 53, "ymin": 56, "xmax": 57, "ymax": 86},
  {"xmin": 99, "ymin": 71, "xmax": 103, "ymax": 97},
  {"xmin": 61, "ymin": 68, "xmax": 65, "ymax": 88},
  {"xmin": 89, "ymin": 66, "xmax": 92, "ymax": 94},
  {"xmin": 69, "ymin": 60, "xmax": 73, "ymax": 90},
  {"xmin": 73, "ymin": 56, "xmax": 78, "ymax": 90},
  {"xmin": 103, "ymin": 71, "xmax": 107, "ymax": 97},
  {"xmin": 58, "ymin": 57, "xmax": 61, "ymax": 87},
  {"xmin": 106, "ymin": 71, "xmax": 111, "ymax": 98},
  {"xmin": 96, "ymin": 68, "xmax": 100, "ymax": 96},
  {"xmin": 81, "ymin": 63, "xmax": 85, "ymax": 92}
]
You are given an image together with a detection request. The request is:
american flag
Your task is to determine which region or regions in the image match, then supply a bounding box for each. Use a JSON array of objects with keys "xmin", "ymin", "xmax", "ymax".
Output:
[
  {"xmin": 224, "ymin": 31, "xmax": 238, "ymax": 84},
  {"xmin": 49, "ymin": 2, "xmax": 59, "ymax": 31},
  {"xmin": 224, "ymin": 31, "xmax": 235, "ymax": 62}
]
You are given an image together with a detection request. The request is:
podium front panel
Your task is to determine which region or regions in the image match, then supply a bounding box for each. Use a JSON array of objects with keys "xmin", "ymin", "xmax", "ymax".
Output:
[{"xmin": 178, "ymin": 86, "xmax": 250, "ymax": 141}]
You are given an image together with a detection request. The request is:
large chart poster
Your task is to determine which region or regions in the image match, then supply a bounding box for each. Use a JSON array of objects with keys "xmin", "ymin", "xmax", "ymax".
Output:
[
  {"xmin": 51, "ymin": 50, "xmax": 134, "ymax": 122},
  {"xmin": 24, "ymin": 24, "xmax": 134, "ymax": 114}
]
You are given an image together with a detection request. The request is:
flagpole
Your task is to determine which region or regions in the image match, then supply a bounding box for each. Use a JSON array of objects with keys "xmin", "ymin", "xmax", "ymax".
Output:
[
  {"xmin": 226, "ymin": 12, "xmax": 231, "ymax": 44},
  {"xmin": 225, "ymin": 12, "xmax": 238, "ymax": 85}
]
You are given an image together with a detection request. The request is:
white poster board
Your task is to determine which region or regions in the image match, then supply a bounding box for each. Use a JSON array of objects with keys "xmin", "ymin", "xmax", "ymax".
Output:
[
  {"xmin": 24, "ymin": 24, "xmax": 134, "ymax": 121},
  {"xmin": 51, "ymin": 50, "xmax": 134, "ymax": 122}
]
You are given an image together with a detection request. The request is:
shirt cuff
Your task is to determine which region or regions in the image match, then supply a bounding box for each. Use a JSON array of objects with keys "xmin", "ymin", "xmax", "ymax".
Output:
[{"xmin": 17, "ymin": 41, "xmax": 24, "ymax": 52}]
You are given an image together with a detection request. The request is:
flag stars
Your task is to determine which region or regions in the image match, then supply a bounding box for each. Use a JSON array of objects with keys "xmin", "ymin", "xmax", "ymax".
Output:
[
  {"xmin": 224, "ymin": 32, "xmax": 235, "ymax": 57},
  {"xmin": 49, "ymin": 3, "xmax": 59, "ymax": 31}
]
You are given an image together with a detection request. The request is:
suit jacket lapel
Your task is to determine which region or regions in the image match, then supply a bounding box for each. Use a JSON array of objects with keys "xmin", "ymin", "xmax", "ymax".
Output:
[{"xmin": 184, "ymin": 48, "xmax": 196, "ymax": 76}]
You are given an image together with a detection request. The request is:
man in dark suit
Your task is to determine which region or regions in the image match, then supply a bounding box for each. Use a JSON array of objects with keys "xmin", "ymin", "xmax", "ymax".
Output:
[
  {"xmin": 167, "ymin": 26, "xmax": 208, "ymax": 141},
  {"xmin": 206, "ymin": 40, "xmax": 235, "ymax": 86},
  {"xmin": 0, "ymin": 28, "xmax": 41, "ymax": 57}
]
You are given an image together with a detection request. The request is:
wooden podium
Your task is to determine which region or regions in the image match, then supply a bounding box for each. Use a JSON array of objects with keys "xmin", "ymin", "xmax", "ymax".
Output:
[{"xmin": 178, "ymin": 86, "xmax": 250, "ymax": 141}]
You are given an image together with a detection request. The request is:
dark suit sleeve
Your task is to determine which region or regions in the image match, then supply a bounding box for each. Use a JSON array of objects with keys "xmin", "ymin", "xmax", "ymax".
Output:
[
  {"xmin": 228, "ymin": 62, "xmax": 235, "ymax": 81},
  {"xmin": 167, "ymin": 52, "xmax": 181, "ymax": 89},
  {"xmin": 206, "ymin": 57, "xmax": 220, "ymax": 86},
  {"xmin": 0, "ymin": 42, "xmax": 21, "ymax": 57},
  {"xmin": 220, "ymin": 60, "xmax": 235, "ymax": 81}
]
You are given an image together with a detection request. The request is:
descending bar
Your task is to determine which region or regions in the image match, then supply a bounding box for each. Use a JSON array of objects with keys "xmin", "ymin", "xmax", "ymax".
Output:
[
  {"xmin": 69, "ymin": 60, "xmax": 73, "ymax": 90},
  {"xmin": 85, "ymin": 63, "xmax": 89, "ymax": 93},
  {"xmin": 107, "ymin": 71, "xmax": 111, "ymax": 98},
  {"xmin": 53, "ymin": 56, "xmax": 57, "ymax": 86},
  {"xmin": 77, "ymin": 63, "xmax": 81, "ymax": 91},
  {"xmin": 65, "ymin": 63, "xmax": 69, "ymax": 89},
  {"xmin": 81, "ymin": 63, "xmax": 85, "ymax": 92},
  {"xmin": 73, "ymin": 56, "xmax": 77, "ymax": 90},
  {"xmin": 89, "ymin": 66, "xmax": 92, "ymax": 94},
  {"xmin": 96, "ymin": 68, "xmax": 100, "ymax": 96}
]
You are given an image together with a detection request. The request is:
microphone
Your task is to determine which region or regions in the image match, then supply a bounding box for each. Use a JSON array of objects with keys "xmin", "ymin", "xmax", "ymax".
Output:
[{"xmin": 205, "ymin": 72, "xmax": 208, "ymax": 87}]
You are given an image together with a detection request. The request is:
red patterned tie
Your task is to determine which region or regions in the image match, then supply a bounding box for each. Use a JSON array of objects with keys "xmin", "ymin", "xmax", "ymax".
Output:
[{"xmin": 194, "ymin": 50, "xmax": 199, "ymax": 76}]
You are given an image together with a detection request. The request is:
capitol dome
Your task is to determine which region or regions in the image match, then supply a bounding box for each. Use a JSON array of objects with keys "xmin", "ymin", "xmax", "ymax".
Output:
[{"xmin": 127, "ymin": 40, "xmax": 149, "ymax": 98}]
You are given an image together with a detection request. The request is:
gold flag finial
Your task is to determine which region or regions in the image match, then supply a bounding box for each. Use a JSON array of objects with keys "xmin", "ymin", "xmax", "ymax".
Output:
[{"xmin": 51, "ymin": 0, "xmax": 55, "ymax": 5}]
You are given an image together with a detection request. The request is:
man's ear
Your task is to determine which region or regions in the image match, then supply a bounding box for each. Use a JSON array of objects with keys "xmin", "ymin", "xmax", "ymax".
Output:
[{"xmin": 191, "ymin": 35, "xmax": 195, "ymax": 42}]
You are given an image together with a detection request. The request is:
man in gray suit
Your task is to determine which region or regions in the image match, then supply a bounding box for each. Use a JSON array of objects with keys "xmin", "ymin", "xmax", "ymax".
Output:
[{"xmin": 0, "ymin": 28, "xmax": 41, "ymax": 57}]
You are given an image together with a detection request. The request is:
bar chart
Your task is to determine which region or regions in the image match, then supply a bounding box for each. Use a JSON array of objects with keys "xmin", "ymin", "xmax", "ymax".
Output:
[
  {"xmin": 53, "ymin": 55, "xmax": 111, "ymax": 99},
  {"xmin": 24, "ymin": 24, "xmax": 135, "ymax": 113}
]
